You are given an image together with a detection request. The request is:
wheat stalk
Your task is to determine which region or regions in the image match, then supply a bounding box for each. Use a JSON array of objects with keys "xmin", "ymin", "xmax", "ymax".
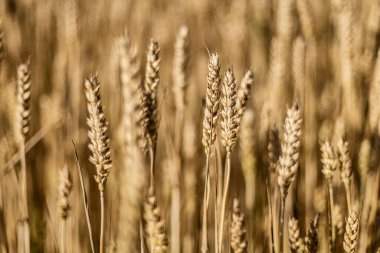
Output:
[
  {"xmin": 230, "ymin": 198, "xmax": 247, "ymax": 253},
  {"xmin": 343, "ymin": 211, "xmax": 359, "ymax": 253},
  {"xmin": 116, "ymin": 32, "xmax": 147, "ymax": 252},
  {"xmin": 219, "ymin": 68, "xmax": 239, "ymax": 252},
  {"xmin": 57, "ymin": 165, "xmax": 73, "ymax": 253},
  {"xmin": 143, "ymin": 186, "xmax": 168, "ymax": 253},
  {"xmin": 85, "ymin": 75, "xmax": 112, "ymax": 253},
  {"xmin": 288, "ymin": 217, "xmax": 304, "ymax": 252},
  {"xmin": 337, "ymin": 138, "xmax": 352, "ymax": 212},
  {"xmin": 16, "ymin": 62, "xmax": 32, "ymax": 253},
  {"xmin": 277, "ymin": 103, "xmax": 302, "ymax": 253},
  {"xmin": 321, "ymin": 139, "xmax": 339, "ymax": 251},
  {"xmin": 201, "ymin": 52, "xmax": 221, "ymax": 253},
  {"xmin": 141, "ymin": 39, "xmax": 160, "ymax": 189}
]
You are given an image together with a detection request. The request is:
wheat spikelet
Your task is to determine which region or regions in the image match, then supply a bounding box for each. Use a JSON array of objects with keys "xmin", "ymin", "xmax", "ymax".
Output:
[
  {"xmin": 220, "ymin": 68, "xmax": 239, "ymax": 153},
  {"xmin": 236, "ymin": 70, "xmax": 254, "ymax": 122},
  {"xmin": 230, "ymin": 198, "xmax": 247, "ymax": 253},
  {"xmin": 57, "ymin": 165, "xmax": 73, "ymax": 220},
  {"xmin": 337, "ymin": 138, "xmax": 352, "ymax": 186},
  {"xmin": 333, "ymin": 205, "xmax": 344, "ymax": 235},
  {"xmin": 202, "ymin": 53, "xmax": 221, "ymax": 154},
  {"xmin": 288, "ymin": 217, "xmax": 304, "ymax": 252},
  {"xmin": 85, "ymin": 75, "xmax": 112, "ymax": 192},
  {"xmin": 143, "ymin": 186, "xmax": 168, "ymax": 253},
  {"xmin": 268, "ymin": 126, "xmax": 281, "ymax": 174},
  {"xmin": 142, "ymin": 39, "xmax": 160, "ymax": 150},
  {"xmin": 277, "ymin": 103, "xmax": 302, "ymax": 196},
  {"xmin": 321, "ymin": 140, "xmax": 339, "ymax": 180},
  {"xmin": 172, "ymin": 25, "xmax": 189, "ymax": 111},
  {"xmin": 15, "ymin": 63, "xmax": 32, "ymax": 144},
  {"xmin": 343, "ymin": 211, "xmax": 359, "ymax": 253},
  {"xmin": 305, "ymin": 214, "xmax": 319, "ymax": 253}
]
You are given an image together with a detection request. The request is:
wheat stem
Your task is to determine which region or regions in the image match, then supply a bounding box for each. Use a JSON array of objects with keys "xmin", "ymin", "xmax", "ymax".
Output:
[
  {"xmin": 278, "ymin": 193, "xmax": 286, "ymax": 253},
  {"xmin": 201, "ymin": 154, "xmax": 211, "ymax": 253},
  {"xmin": 219, "ymin": 151, "xmax": 231, "ymax": 252}
]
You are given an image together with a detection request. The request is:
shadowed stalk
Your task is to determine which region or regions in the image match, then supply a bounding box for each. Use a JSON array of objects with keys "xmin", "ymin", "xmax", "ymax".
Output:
[{"xmin": 201, "ymin": 155, "xmax": 211, "ymax": 253}]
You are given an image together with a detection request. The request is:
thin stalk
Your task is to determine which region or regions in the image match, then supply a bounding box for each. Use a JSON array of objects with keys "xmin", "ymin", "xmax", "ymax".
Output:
[
  {"xmin": 100, "ymin": 191, "xmax": 105, "ymax": 253},
  {"xmin": 278, "ymin": 193, "xmax": 286, "ymax": 253},
  {"xmin": 149, "ymin": 147, "xmax": 155, "ymax": 187},
  {"xmin": 344, "ymin": 181, "xmax": 352, "ymax": 213},
  {"xmin": 214, "ymin": 154, "xmax": 218, "ymax": 253},
  {"xmin": 72, "ymin": 142, "xmax": 95, "ymax": 253},
  {"xmin": 266, "ymin": 177, "xmax": 275, "ymax": 253},
  {"xmin": 218, "ymin": 152, "xmax": 231, "ymax": 253},
  {"xmin": 327, "ymin": 181, "xmax": 335, "ymax": 253},
  {"xmin": 201, "ymin": 154, "xmax": 211, "ymax": 253},
  {"xmin": 60, "ymin": 220, "xmax": 65, "ymax": 253},
  {"xmin": 20, "ymin": 141, "xmax": 30, "ymax": 253}
]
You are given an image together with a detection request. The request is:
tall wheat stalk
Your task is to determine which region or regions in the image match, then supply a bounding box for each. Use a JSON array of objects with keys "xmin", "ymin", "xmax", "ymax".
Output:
[
  {"xmin": 219, "ymin": 68, "xmax": 239, "ymax": 252},
  {"xmin": 201, "ymin": 53, "xmax": 221, "ymax": 253},
  {"xmin": 277, "ymin": 103, "xmax": 302, "ymax": 253},
  {"xmin": 16, "ymin": 63, "xmax": 32, "ymax": 253},
  {"xmin": 84, "ymin": 75, "xmax": 112, "ymax": 253},
  {"xmin": 321, "ymin": 140, "xmax": 339, "ymax": 251}
]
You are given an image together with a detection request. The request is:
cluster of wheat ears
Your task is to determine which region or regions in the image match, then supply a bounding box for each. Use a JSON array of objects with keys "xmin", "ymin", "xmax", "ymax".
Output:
[{"xmin": 0, "ymin": 0, "xmax": 380, "ymax": 252}]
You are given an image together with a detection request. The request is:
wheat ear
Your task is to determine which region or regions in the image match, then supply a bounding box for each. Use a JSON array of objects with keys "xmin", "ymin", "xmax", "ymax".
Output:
[
  {"xmin": 219, "ymin": 68, "xmax": 239, "ymax": 252},
  {"xmin": 288, "ymin": 217, "xmax": 304, "ymax": 252},
  {"xmin": 268, "ymin": 126, "xmax": 281, "ymax": 174},
  {"xmin": 337, "ymin": 138, "xmax": 353, "ymax": 212},
  {"xmin": 321, "ymin": 140, "xmax": 338, "ymax": 251},
  {"xmin": 230, "ymin": 198, "xmax": 247, "ymax": 253},
  {"xmin": 277, "ymin": 103, "xmax": 302, "ymax": 253},
  {"xmin": 57, "ymin": 165, "xmax": 73, "ymax": 253},
  {"xmin": 305, "ymin": 214, "xmax": 319, "ymax": 253},
  {"xmin": 236, "ymin": 70, "xmax": 254, "ymax": 123},
  {"xmin": 143, "ymin": 186, "xmax": 169, "ymax": 253},
  {"xmin": 333, "ymin": 205, "xmax": 344, "ymax": 235},
  {"xmin": 141, "ymin": 39, "xmax": 160, "ymax": 186},
  {"xmin": 343, "ymin": 211, "xmax": 359, "ymax": 253},
  {"xmin": 201, "ymin": 53, "xmax": 221, "ymax": 253},
  {"xmin": 16, "ymin": 62, "xmax": 32, "ymax": 253},
  {"xmin": 85, "ymin": 75, "xmax": 112, "ymax": 253}
]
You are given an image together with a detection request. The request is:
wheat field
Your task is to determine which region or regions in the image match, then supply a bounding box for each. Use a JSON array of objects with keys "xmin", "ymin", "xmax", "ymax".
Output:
[{"xmin": 0, "ymin": 0, "xmax": 379, "ymax": 252}]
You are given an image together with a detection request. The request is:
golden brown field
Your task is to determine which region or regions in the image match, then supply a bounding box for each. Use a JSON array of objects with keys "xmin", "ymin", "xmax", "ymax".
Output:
[{"xmin": 0, "ymin": 0, "xmax": 379, "ymax": 252}]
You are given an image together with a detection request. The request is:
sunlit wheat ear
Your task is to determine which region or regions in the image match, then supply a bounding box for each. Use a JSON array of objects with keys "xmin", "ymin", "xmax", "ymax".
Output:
[
  {"xmin": 236, "ymin": 70, "xmax": 254, "ymax": 122},
  {"xmin": 305, "ymin": 214, "xmax": 319, "ymax": 253},
  {"xmin": 268, "ymin": 126, "xmax": 281, "ymax": 174},
  {"xmin": 230, "ymin": 198, "xmax": 248, "ymax": 253},
  {"xmin": 172, "ymin": 25, "xmax": 189, "ymax": 111},
  {"xmin": 288, "ymin": 217, "xmax": 304, "ymax": 252},
  {"xmin": 277, "ymin": 103, "xmax": 302, "ymax": 196},
  {"xmin": 141, "ymin": 39, "xmax": 160, "ymax": 150},
  {"xmin": 333, "ymin": 205, "xmax": 344, "ymax": 235},
  {"xmin": 202, "ymin": 53, "xmax": 221, "ymax": 154},
  {"xmin": 143, "ymin": 186, "xmax": 168, "ymax": 253},
  {"xmin": 343, "ymin": 211, "xmax": 359, "ymax": 253},
  {"xmin": 15, "ymin": 63, "xmax": 32, "ymax": 144},
  {"xmin": 57, "ymin": 165, "xmax": 73, "ymax": 220},
  {"xmin": 321, "ymin": 140, "xmax": 339, "ymax": 180},
  {"xmin": 85, "ymin": 75, "xmax": 112, "ymax": 192},
  {"xmin": 220, "ymin": 68, "xmax": 239, "ymax": 153}
]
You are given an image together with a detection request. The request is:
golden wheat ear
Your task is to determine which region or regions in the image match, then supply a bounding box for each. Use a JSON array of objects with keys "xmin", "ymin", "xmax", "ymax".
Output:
[
  {"xmin": 230, "ymin": 198, "xmax": 248, "ymax": 253},
  {"xmin": 143, "ymin": 186, "xmax": 169, "ymax": 253},
  {"xmin": 343, "ymin": 211, "xmax": 359, "ymax": 253},
  {"xmin": 288, "ymin": 217, "xmax": 304, "ymax": 252},
  {"xmin": 305, "ymin": 214, "xmax": 319, "ymax": 253}
]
